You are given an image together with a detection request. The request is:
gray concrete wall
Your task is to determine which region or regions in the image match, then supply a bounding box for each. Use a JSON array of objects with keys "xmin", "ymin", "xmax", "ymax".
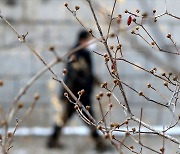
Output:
[{"xmin": 0, "ymin": 0, "xmax": 180, "ymax": 124}]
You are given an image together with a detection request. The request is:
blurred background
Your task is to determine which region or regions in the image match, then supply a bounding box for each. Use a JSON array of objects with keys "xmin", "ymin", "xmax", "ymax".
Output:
[{"xmin": 0, "ymin": 0, "xmax": 180, "ymax": 153}]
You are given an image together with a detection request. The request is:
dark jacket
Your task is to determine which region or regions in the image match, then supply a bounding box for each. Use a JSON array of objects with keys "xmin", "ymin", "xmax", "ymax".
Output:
[{"xmin": 60, "ymin": 44, "xmax": 93, "ymax": 105}]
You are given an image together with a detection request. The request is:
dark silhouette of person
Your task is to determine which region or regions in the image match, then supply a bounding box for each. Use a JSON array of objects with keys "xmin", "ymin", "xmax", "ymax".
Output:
[{"xmin": 47, "ymin": 30, "xmax": 111, "ymax": 151}]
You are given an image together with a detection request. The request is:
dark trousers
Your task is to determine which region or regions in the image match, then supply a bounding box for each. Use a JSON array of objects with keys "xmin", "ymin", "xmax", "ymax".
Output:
[{"xmin": 51, "ymin": 95, "xmax": 99, "ymax": 140}]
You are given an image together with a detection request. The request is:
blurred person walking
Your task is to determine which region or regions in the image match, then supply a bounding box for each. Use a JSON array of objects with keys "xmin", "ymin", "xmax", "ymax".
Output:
[{"xmin": 47, "ymin": 30, "xmax": 111, "ymax": 151}]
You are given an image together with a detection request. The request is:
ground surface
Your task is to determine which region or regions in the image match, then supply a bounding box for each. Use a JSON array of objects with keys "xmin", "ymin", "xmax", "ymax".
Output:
[
  {"xmin": 11, "ymin": 135, "xmax": 116, "ymax": 154},
  {"xmin": 10, "ymin": 135, "xmax": 180, "ymax": 154}
]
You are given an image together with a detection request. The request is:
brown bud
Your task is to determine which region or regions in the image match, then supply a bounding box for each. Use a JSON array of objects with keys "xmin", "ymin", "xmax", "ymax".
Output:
[
  {"xmin": 105, "ymin": 57, "xmax": 109, "ymax": 62},
  {"xmin": 81, "ymin": 89, "xmax": 85, "ymax": 94},
  {"xmin": 17, "ymin": 103, "xmax": 23, "ymax": 109},
  {"xmin": 151, "ymin": 41, "xmax": 155, "ymax": 46},
  {"xmin": 97, "ymin": 125, "xmax": 102, "ymax": 130},
  {"xmin": 114, "ymin": 123, "xmax": 120, "ymax": 128},
  {"xmin": 78, "ymin": 89, "xmax": 85, "ymax": 96},
  {"xmin": 130, "ymin": 145, "xmax": 134, "ymax": 150},
  {"xmin": 0, "ymin": 80, "xmax": 3, "ymax": 87},
  {"xmin": 48, "ymin": 46, "xmax": 55, "ymax": 51},
  {"xmin": 101, "ymin": 82, "xmax": 107, "ymax": 88},
  {"xmin": 111, "ymin": 69, "xmax": 116, "ymax": 74},
  {"xmin": 107, "ymin": 92, "xmax": 111, "ymax": 97},
  {"xmin": 132, "ymin": 18, "xmax": 136, "ymax": 22},
  {"xmin": 153, "ymin": 67, "xmax": 157, "ymax": 71},
  {"xmin": 131, "ymin": 30, "xmax": 135, "ymax": 34},
  {"xmin": 132, "ymin": 127, "xmax": 136, "ymax": 133},
  {"xmin": 142, "ymin": 12, "xmax": 148, "ymax": 17},
  {"xmin": 164, "ymin": 81, "xmax": 168, "ymax": 87},
  {"xmin": 173, "ymin": 76, "xmax": 178, "ymax": 81},
  {"xmin": 161, "ymin": 72, "xmax": 166, "ymax": 76},
  {"xmin": 147, "ymin": 83, "xmax": 151, "ymax": 88},
  {"xmin": 117, "ymin": 44, "xmax": 122, "ymax": 50},
  {"xmin": 104, "ymin": 133, "xmax": 109, "ymax": 139},
  {"xmin": 78, "ymin": 91, "xmax": 82, "ymax": 96},
  {"xmin": 110, "ymin": 123, "xmax": 115, "ymax": 128},
  {"xmin": 160, "ymin": 147, "xmax": 165, "ymax": 152},
  {"xmin": 150, "ymin": 70, "xmax": 154, "ymax": 74},
  {"xmin": 153, "ymin": 10, "xmax": 156, "ymax": 14},
  {"xmin": 168, "ymin": 72, "xmax": 172, "ymax": 76},
  {"xmin": 118, "ymin": 14, "xmax": 122, "ymax": 18},
  {"xmin": 110, "ymin": 33, "xmax": 115, "ymax": 37},
  {"xmin": 75, "ymin": 6, "xmax": 80, "ymax": 10},
  {"xmin": 86, "ymin": 106, "xmax": 90, "ymax": 110},
  {"xmin": 124, "ymin": 9, "xmax": 128, "ymax": 13},
  {"xmin": 64, "ymin": 92, "xmax": 68, "ymax": 97},
  {"xmin": 104, "ymin": 53, "xmax": 108, "ymax": 58},
  {"xmin": 110, "ymin": 45, "xmax": 114, "ymax": 50},
  {"xmin": 88, "ymin": 29, "xmax": 92, "ymax": 33},
  {"xmin": 96, "ymin": 94, "xmax": 101, "ymax": 100},
  {"xmin": 138, "ymin": 91, "xmax": 143, "ymax": 96},
  {"xmin": 99, "ymin": 92, "xmax": 104, "ymax": 97},
  {"xmin": 136, "ymin": 9, "xmax": 140, "ymax": 13},
  {"xmin": 167, "ymin": 33, "xmax": 171, "ymax": 38},
  {"xmin": 124, "ymin": 120, "xmax": 129, "ymax": 124},
  {"xmin": 63, "ymin": 69, "xmax": 67, "ymax": 74},
  {"xmin": 74, "ymin": 105, "xmax": 78, "ymax": 110},
  {"xmin": 8, "ymin": 132, "xmax": 13, "ymax": 138},
  {"xmin": 109, "ymin": 103, "xmax": 113, "ymax": 108},
  {"xmin": 135, "ymin": 26, "xmax": 139, "ymax": 30},
  {"xmin": 64, "ymin": 3, "xmax": 68, "ymax": 7},
  {"xmin": 34, "ymin": 93, "xmax": 40, "ymax": 101},
  {"xmin": 113, "ymin": 79, "xmax": 119, "ymax": 85}
]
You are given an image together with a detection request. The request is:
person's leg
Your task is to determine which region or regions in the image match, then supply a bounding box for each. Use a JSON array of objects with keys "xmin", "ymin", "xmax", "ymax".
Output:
[
  {"xmin": 81, "ymin": 94, "xmax": 99, "ymax": 138},
  {"xmin": 88, "ymin": 108, "xmax": 99, "ymax": 139},
  {"xmin": 84, "ymin": 98, "xmax": 113, "ymax": 151},
  {"xmin": 47, "ymin": 101, "xmax": 75, "ymax": 148}
]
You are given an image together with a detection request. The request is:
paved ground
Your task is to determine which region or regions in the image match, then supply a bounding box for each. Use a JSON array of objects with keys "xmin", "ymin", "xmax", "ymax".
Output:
[
  {"xmin": 11, "ymin": 135, "xmax": 116, "ymax": 154},
  {"xmin": 10, "ymin": 135, "xmax": 180, "ymax": 154}
]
